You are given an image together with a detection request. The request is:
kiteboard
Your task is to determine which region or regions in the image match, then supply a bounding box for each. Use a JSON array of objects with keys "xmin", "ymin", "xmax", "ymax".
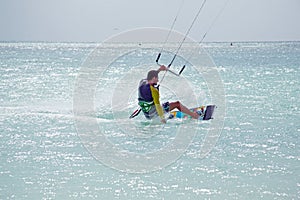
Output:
[{"xmin": 168, "ymin": 105, "xmax": 216, "ymax": 120}]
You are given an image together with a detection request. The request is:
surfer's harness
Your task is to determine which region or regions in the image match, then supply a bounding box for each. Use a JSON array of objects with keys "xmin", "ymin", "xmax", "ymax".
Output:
[{"xmin": 138, "ymin": 100, "xmax": 154, "ymax": 113}]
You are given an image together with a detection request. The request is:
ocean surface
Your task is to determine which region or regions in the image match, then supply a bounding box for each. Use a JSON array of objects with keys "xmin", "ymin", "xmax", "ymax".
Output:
[{"xmin": 0, "ymin": 41, "xmax": 299, "ymax": 199}]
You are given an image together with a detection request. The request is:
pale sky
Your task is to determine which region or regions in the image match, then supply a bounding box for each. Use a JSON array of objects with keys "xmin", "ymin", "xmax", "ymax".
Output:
[{"xmin": 0, "ymin": 0, "xmax": 299, "ymax": 42}]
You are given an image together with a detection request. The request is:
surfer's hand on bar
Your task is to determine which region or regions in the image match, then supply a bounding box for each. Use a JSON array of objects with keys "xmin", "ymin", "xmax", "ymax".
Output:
[{"xmin": 158, "ymin": 65, "xmax": 167, "ymax": 72}]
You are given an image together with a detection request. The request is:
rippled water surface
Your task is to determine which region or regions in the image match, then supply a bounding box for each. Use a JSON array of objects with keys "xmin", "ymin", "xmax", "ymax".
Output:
[{"xmin": 1, "ymin": 42, "xmax": 299, "ymax": 199}]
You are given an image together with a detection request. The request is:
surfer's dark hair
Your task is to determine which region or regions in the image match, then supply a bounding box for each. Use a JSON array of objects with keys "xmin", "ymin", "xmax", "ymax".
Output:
[{"xmin": 147, "ymin": 70, "xmax": 159, "ymax": 80}]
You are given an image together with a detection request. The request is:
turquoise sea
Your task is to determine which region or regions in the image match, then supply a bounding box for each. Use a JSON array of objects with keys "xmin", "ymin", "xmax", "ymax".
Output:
[{"xmin": 0, "ymin": 41, "xmax": 299, "ymax": 199}]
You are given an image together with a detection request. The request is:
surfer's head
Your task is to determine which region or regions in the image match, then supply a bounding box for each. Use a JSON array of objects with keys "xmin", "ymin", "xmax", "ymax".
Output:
[{"xmin": 147, "ymin": 70, "xmax": 159, "ymax": 81}]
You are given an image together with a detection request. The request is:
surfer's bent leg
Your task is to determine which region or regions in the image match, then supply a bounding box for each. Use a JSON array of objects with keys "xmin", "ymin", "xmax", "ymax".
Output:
[{"xmin": 169, "ymin": 101, "xmax": 199, "ymax": 119}]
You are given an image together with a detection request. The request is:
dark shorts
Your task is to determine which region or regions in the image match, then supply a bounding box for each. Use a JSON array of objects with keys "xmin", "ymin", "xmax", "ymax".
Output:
[{"xmin": 162, "ymin": 102, "xmax": 170, "ymax": 112}]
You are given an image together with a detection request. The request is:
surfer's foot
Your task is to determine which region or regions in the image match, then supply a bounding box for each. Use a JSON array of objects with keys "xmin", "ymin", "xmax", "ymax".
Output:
[{"xmin": 196, "ymin": 110, "xmax": 204, "ymax": 117}]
